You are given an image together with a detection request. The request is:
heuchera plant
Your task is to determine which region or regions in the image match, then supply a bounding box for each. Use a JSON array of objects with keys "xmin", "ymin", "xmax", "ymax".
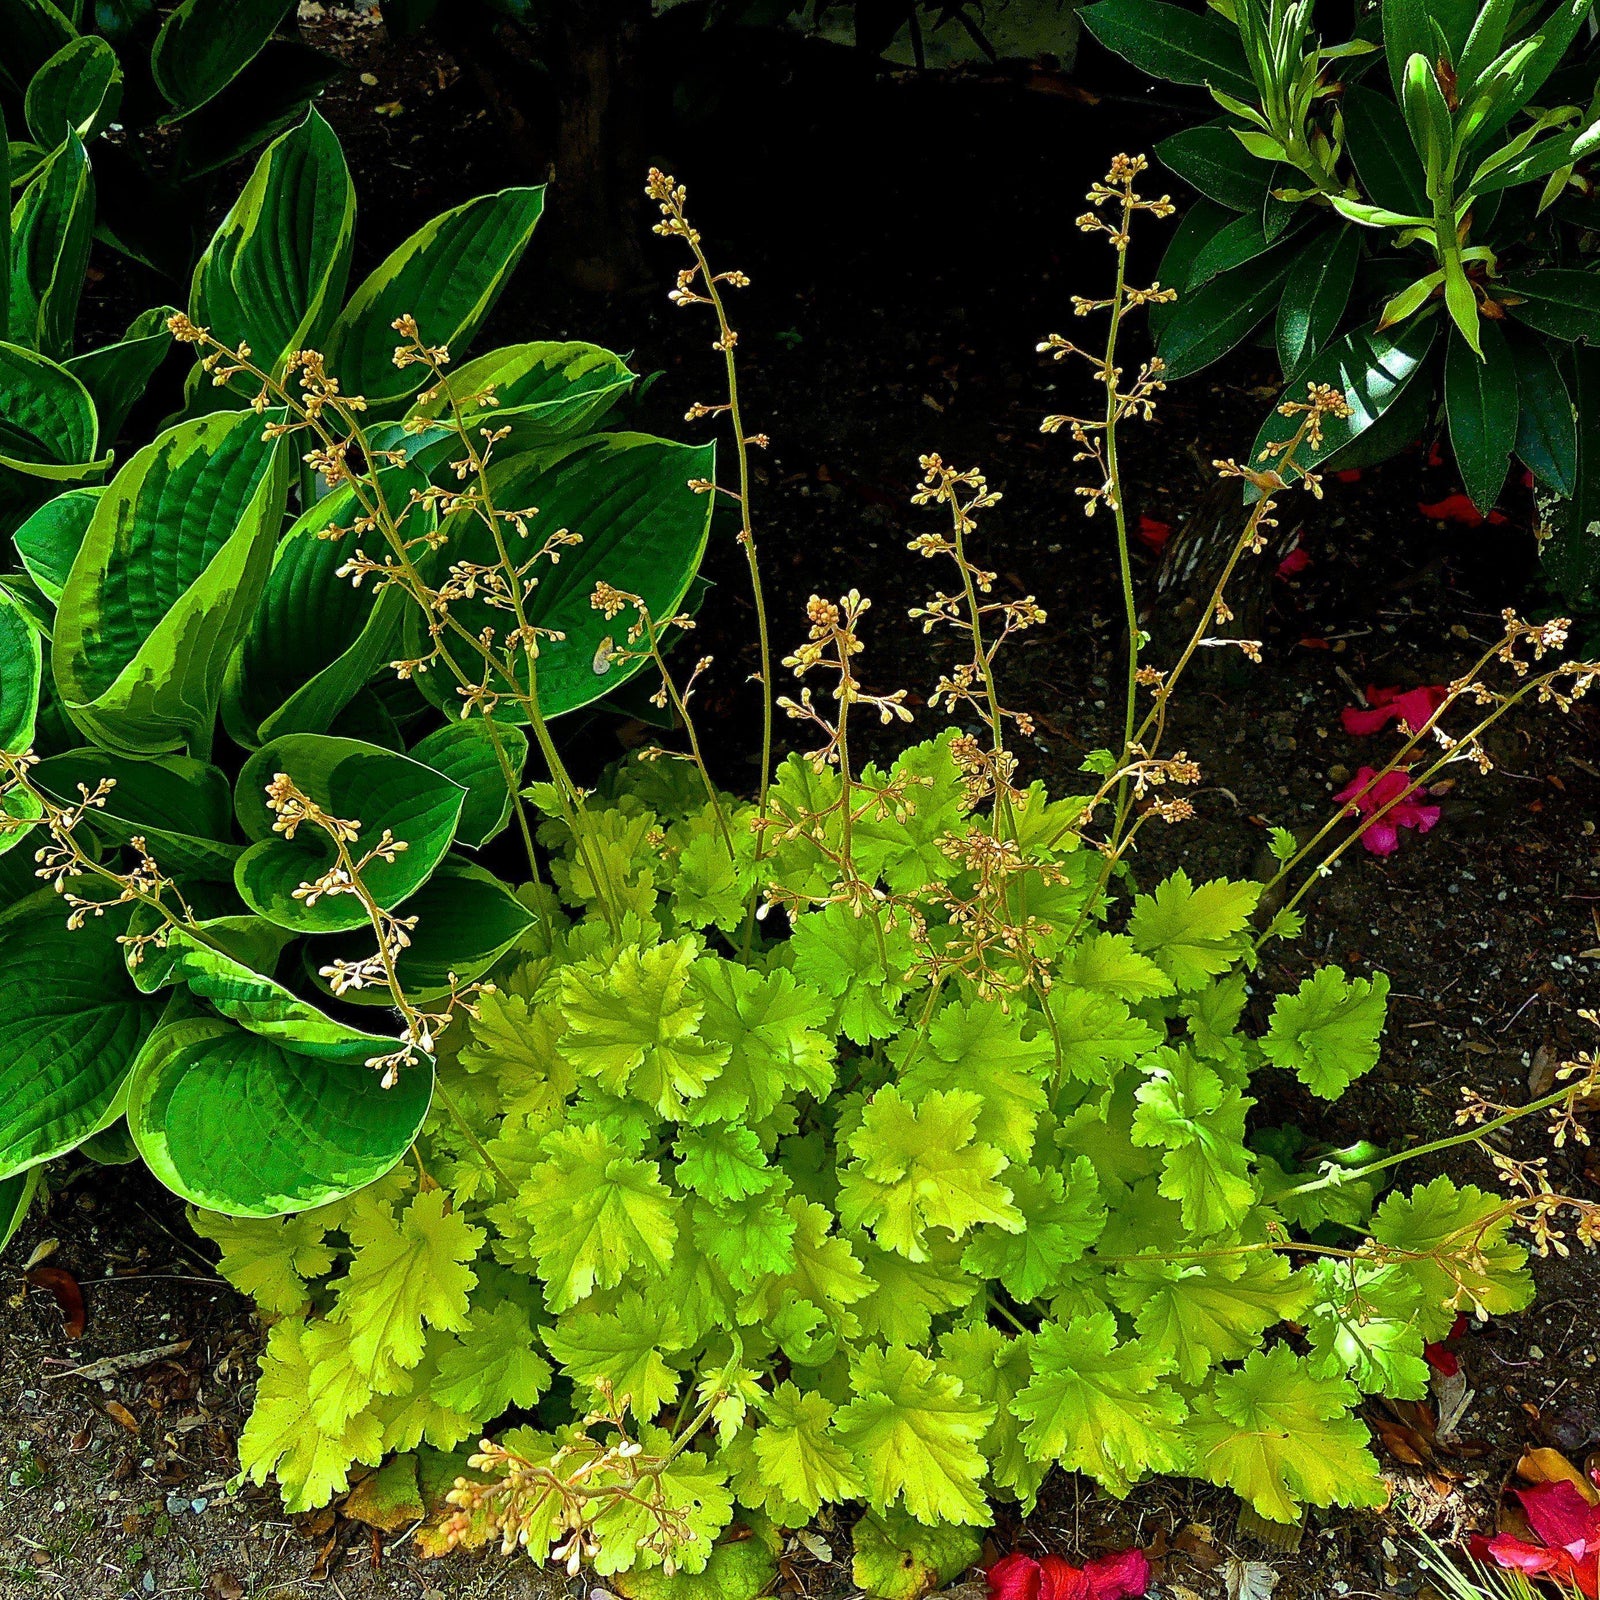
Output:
[{"xmin": 0, "ymin": 141, "xmax": 1597, "ymax": 1591}]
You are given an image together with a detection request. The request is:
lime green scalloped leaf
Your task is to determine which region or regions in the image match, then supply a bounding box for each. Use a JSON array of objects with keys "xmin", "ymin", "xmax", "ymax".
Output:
[
  {"xmin": 9, "ymin": 132, "xmax": 93, "ymax": 360},
  {"xmin": 400, "ymin": 432, "xmax": 714, "ymax": 723},
  {"xmin": 63, "ymin": 305, "xmax": 177, "ymax": 444},
  {"xmin": 127, "ymin": 1013, "xmax": 433, "ymax": 1215},
  {"xmin": 938, "ymin": 1323, "xmax": 1046, "ymax": 1511},
  {"xmin": 189, "ymin": 1204, "xmax": 337, "ymax": 1314},
  {"xmin": 190, "ymin": 109, "xmax": 354, "ymax": 379},
  {"xmin": 323, "ymin": 186, "xmax": 545, "ymax": 412},
  {"xmin": 543, "ymin": 1291, "xmax": 682, "ymax": 1420},
  {"xmin": 233, "ymin": 733, "xmax": 465, "ymax": 932},
  {"xmin": 0, "ymin": 584, "xmax": 41, "ymax": 752},
  {"xmin": 610, "ymin": 1518, "xmax": 781, "ymax": 1600},
  {"xmin": 13, "ymin": 487, "xmax": 101, "ymax": 601},
  {"xmin": 960, "ymin": 1157, "xmax": 1105, "ymax": 1302},
  {"xmin": 1262, "ymin": 965, "xmax": 1389, "ymax": 1098},
  {"xmin": 53, "ymin": 407, "xmax": 289, "ymax": 756},
  {"xmin": 851, "ymin": 1507, "xmax": 982, "ymax": 1599},
  {"xmin": 409, "ymin": 719, "xmax": 528, "ymax": 848},
  {"xmin": 1128, "ymin": 870, "xmax": 1259, "ymax": 992}
]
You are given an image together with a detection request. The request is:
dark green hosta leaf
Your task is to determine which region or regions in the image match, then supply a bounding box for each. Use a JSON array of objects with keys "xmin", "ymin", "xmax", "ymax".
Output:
[
  {"xmin": 150, "ymin": 0, "xmax": 294, "ymax": 118},
  {"xmin": 1155, "ymin": 124, "xmax": 1268, "ymax": 213},
  {"xmin": 26, "ymin": 35, "xmax": 123, "ymax": 144},
  {"xmin": 306, "ymin": 857, "xmax": 534, "ymax": 1005},
  {"xmin": 1081, "ymin": 0, "xmax": 1253, "ymax": 98},
  {"xmin": 0, "ymin": 341, "xmax": 102, "ymax": 481},
  {"xmin": 1276, "ymin": 227, "xmax": 1359, "ymax": 378},
  {"xmin": 400, "ymin": 432, "xmax": 715, "ymax": 724},
  {"xmin": 127, "ymin": 1013, "xmax": 432, "ymax": 1216},
  {"xmin": 409, "ymin": 718, "xmax": 528, "ymax": 848},
  {"xmin": 190, "ymin": 109, "xmax": 354, "ymax": 381},
  {"xmin": 0, "ymin": 893, "xmax": 164, "ymax": 1179},
  {"xmin": 34, "ymin": 748, "xmax": 240, "ymax": 880},
  {"xmin": 323, "ymin": 185, "xmax": 545, "ymax": 412},
  {"xmin": 1501, "ymin": 270, "xmax": 1600, "ymax": 343},
  {"xmin": 0, "ymin": 585, "xmax": 41, "ymax": 753},
  {"xmin": 0, "ymin": 1163, "xmax": 41, "ymax": 1252},
  {"xmin": 80, "ymin": 1117, "xmax": 140, "ymax": 1164},
  {"xmin": 1248, "ymin": 317, "xmax": 1439, "ymax": 495},
  {"xmin": 1342, "ymin": 86, "xmax": 1428, "ymax": 217},
  {"xmin": 0, "ymin": 0, "xmax": 76, "ymax": 98},
  {"xmin": 1156, "ymin": 239, "xmax": 1303, "ymax": 381},
  {"xmin": 13, "ymin": 485, "xmax": 99, "ymax": 600},
  {"xmin": 222, "ymin": 467, "xmax": 428, "ymax": 748},
  {"xmin": 234, "ymin": 733, "xmax": 466, "ymax": 933},
  {"xmin": 63, "ymin": 306, "xmax": 177, "ymax": 444},
  {"xmin": 1507, "ymin": 329, "xmax": 1576, "ymax": 496},
  {"xmin": 1445, "ymin": 322, "xmax": 1518, "ymax": 513},
  {"xmin": 9, "ymin": 131, "xmax": 92, "ymax": 360},
  {"xmin": 52, "ymin": 408, "xmax": 289, "ymax": 756}
]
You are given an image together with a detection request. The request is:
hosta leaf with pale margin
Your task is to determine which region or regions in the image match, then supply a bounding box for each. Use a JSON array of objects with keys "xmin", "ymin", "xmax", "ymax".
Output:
[
  {"xmin": 749, "ymin": 1383, "xmax": 863, "ymax": 1519},
  {"xmin": 1128, "ymin": 870, "xmax": 1259, "ymax": 991},
  {"xmin": 961, "ymin": 1158, "xmax": 1105, "ymax": 1302},
  {"xmin": 26, "ymin": 36, "xmax": 123, "ymax": 145},
  {"xmin": 1184, "ymin": 1344, "xmax": 1386, "ymax": 1523},
  {"xmin": 306, "ymin": 858, "xmax": 534, "ymax": 1005},
  {"xmin": 151, "ymin": 0, "xmax": 294, "ymax": 117},
  {"xmin": 0, "ymin": 584, "xmax": 41, "ymax": 751},
  {"xmin": 188, "ymin": 1206, "xmax": 337, "ymax": 1314},
  {"xmin": 1369, "ymin": 1174, "xmax": 1533, "ymax": 1337},
  {"xmin": 35, "ymin": 748, "xmax": 239, "ymax": 880},
  {"xmin": 0, "ymin": 1165, "xmax": 42, "ymax": 1255},
  {"xmin": 53, "ymin": 408, "xmax": 289, "ymax": 756},
  {"xmin": 938, "ymin": 1324, "xmax": 1046, "ymax": 1512},
  {"xmin": 1063, "ymin": 931, "xmax": 1174, "ymax": 1001},
  {"xmin": 0, "ymin": 894, "xmax": 163, "ymax": 1179},
  {"xmin": 838, "ymin": 1086, "xmax": 1022, "ymax": 1261},
  {"xmin": 0, "ymin": 342, "xmax": 103, "ymax": 489},
  {"xmin": 233, "ymin": 733, "xmax": 465, "ymax": 933},
  {"xmin": 126, "ymin": 1014, "xmax": 433, "ymax": 1216},
  {"xmin": 489, "ymin": 1123, "xmax": 679, "ymax": 1312},
  {"xmin": 0, "ymin": 0, "xmax": 75, "ymax": 99},
  {"xmin": 890, "ymin": 999, "xmax": 1051, "ymax": 1162},
  {"xmin": 9, "ymin": 132, "xmax": 92, "ymax": 360},
  {"xmin": 408, "ymin": 719, "xmax": 527, "ymax": 848},
  {"xmin": 63, "ymin": 306, "xmax": 177, "ymax": 446},
  {"xmin": 1108, "ymin": 1251, "xmax": 1315, "ymax": 1386},
  {"xmin": 323, "ymin": 185, "xmax": 545, "ymax": 412},
  {"xmin": 190, "ymin": 109, "xmax": 354, "ymax": 379},
  {"xmin": 430, "ymin": 1298, "xmax": 551, "ymax": 1420},
  {"xmin": 542, "ymin": 1291, "xmax": 682, "ymax": 1420},
  {"xmin": 1014, "ymin": 1310, "xmax": 1188, "ymax": 1496},
  {"xmin": 1132, "ymin": 1049, "xmax": 1258, "ymax": 1235},
  {"xmin": 1048, "ymin": 986, "xmax": 1162, "ymax": 1084},
  {"xmin": 221, "ymin": 468, "xmax": 426, "ymax": 748},
  {"xmin": 1262, "ymin": 966, "xmax": 1388, "ymax": 1098},
  {"xmin": 13, "ymin": 486, "xmax": 100, "ymax": 600},
  {"xmin": 401, "ymin": 433, "xmax": 714, "ymax": 723},
  {"xmin": 1304, "ymin": 1258, "xmax": 1430, "ymax": 1399},
  {"xmin": 835, "ymin": 1344, "xmax": 994, "ymax": 1527},
  {"xmin": 239, "ymin": 1317, "xmax": 384, "ymax": 1513}
]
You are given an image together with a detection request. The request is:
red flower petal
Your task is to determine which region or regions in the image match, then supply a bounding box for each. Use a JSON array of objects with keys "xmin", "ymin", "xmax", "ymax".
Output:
[
  {"xmin": 1419, "ymin": 493, "xmax": 1486, "ymax": 525},
  {"xmin": 988, "ymin": 1553, "xmax": 1044, "ymax": 1600},
  {"xmin": 1084, "ymin": 1547, "xmax": 1152, "ymax": 1599},
  {"xmin": 1517, "ymin": 1481, "xmax": 1600, "ymax": 1554},
  {"xmin": 1423, "ymin": 1342, "xmax": 1459, "ymax": 1377},
  {"xmin": 1041, "ymin": 1556, "xmax": 1093, "ymax": 1600},
  {"xmin": 1135, "ymin": 515, "xmax": 1172, "ymax": 552},
  {"xmin": 1334, "ymin": 467, "xmax": 1362, "ymax": 482},
  {"xmin": 1276, "ymin": 547, "xmax": 1311, "ymax": 578}
]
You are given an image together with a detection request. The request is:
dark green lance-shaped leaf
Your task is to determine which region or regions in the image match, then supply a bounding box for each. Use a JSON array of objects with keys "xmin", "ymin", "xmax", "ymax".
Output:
[
  {"xmin": 0, "ymin": 0, "xmax": 76, "ymax": 99},
  {"xmin": 1507, "ymin": 328, "xmax": 1576, "ymax": 496},
  {"xmin": 1156, "ymin": 239, "xmax": 1303, "ymax": 381},
  {"xmin": 1149, "ymin": 200, "xmax": 1231, "ymax": 341},
  {"xmin": 234, "ymin": 733, "xmax": 465, "ymax": 933},
  {"xmin": 13, "ymin": 485, "xmax": 99, "ymax": 601},
  {"xmin": 0, "ymin": 584, "xmax": 41, "ymax": 752},
  {"xmin": 1081, "ymin": 0, "xmax": 1253, "ymax": 97},
  {"xmin": 1155, "ymin": 123, "xmax": 1269, "ymax": 213},
  {"xmin": 0, "ymin": 341, "xmax": 102, "ymax": 484},
  {"xmin": 1248, "ymin": 317, "xmax": 1439, "ymax": 495},
  {"xmin": 401, "ymin": 432, "xmax": 715, "ymax": 724},
  {"xmin": 26, "ymin": 36, "xmax": 123, "ymax": 144},
  {"xmin": 150, "ymin": 0, "xmax": 294, "ymax": 118},
  {"xmin": 1319, "ymin": 368, "xmax": 1431, "ymax": 476},
  {"xmin": 127, "ymin": 1014, "xmax": 432, "ymax": 1216},
  {"xmin": 1473, "ymin": 0, "xmax": 1595, "ymax": 147},
  {"xmin": 1544, "ymin": 346, "xmax": 1600, "ymax": 601},
  {"xmin": 1502, "ymin": 270, "xmax": 1600, "ymax": 343},
  {"xmin": 0, "ymin": 893, "xmax": 164, "ymax": 1179},
  {"xmin": 1342, "ymin": 86, "xmax": 1429, "ymax": 216},
  {"xmin": 306, "ymin": 857, "xmax": 534, "ymax": 1005},
  {"xmin": 323, "ymin": 185, "xmax": 545, "ymax": 412},
  {"xmin": 1185, "ymin": 213, "xmax": 1294, "ymax": 289},
  {"xmin": 408, "ymin": 718, "xmax": 528, "ymax": 848},
  {"xmin": 0, "ymin": 1163, "xmax": 41, "ymax": 1252},
  {"xmin": 190, "ymin": 109, "xmax": 354, "ymax": 380},
  {"xmin": 1445, "ymin": 321, "xmax": 1518, "ymax": 512},
  {"xmin": 1277, "ymin": 226, "xmax": 1359, "ymax": 378},
  {"xmin": 34, "ymin": 748, "xmax": 240, "ymax": 880},
  {"xmin": 1382, "ymin": 0, "xmax": 1435, "ymax": 102},
  {"xmin": 63, "ymin": 306, "xmax": 176, "ymax": 445},
  {"xmin": 222, "ymin": 467, "xmax": 428, "ymax": 748},
  {"xmin": 9, "ymin": 131, "xmax": 93, "ymax": 360},
  {"xmin": 53, "ymin": 408, "xmax": 289, "ymax": 757}
]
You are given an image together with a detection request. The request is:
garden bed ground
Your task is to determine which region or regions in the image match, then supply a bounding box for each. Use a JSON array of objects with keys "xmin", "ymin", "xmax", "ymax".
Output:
[{"xmin": 2, "ymin": 5, "xmax": 1598, "ymax": 1597}]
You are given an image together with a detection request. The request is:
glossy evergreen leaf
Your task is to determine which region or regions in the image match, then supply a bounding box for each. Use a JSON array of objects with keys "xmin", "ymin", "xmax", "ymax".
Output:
[
  {"xmin": 1147, "ymin": 200, "xmax": 1231, "ymax": 341},
  {"xmin": 1444, "ymin": 320, "xmax": 1518, "ymax": 513},
  {"xmin": 1342, "ymin": 86, "xmax": 1429, "ymax": 216},
  {"xmin": 1276, "ymin": 226, "xmax": 1358, "ymax": 377},
  {"xmin": 1155, "ymin": 123, "xmax": 1268, "ymax": 213},
  {"xmin": 1544, "ymin": 345, "xmax": 1600, "ymax": 600},
  {"xmin": 126, "ymin": 1013, "xmax": 432, "ymax": 1216},
  {"xmin": 1080, "ymin": 0, "xmax": 1253, "ymax": 98},
  {"xmin": 53, "ymin": 408, "xmax": 289, "ymax": 756},
  {"xmin": 1155, "ymin": 238, "xmax": 1303, "ymax": 381},
  {"xmin": 8, "ymin": 131, "xmax": 92, "ymax": 360},
  {"xmin": 151, "ymin": 0, "xmax": 294, "ymax": 118},
  {"xmin": 1508, "ymin": 329, "xmax": 1577, "ymax": 496},
  {"xmin": 1502, "ymin": 269, "xmax": 1600, "ymax": 343},
  {"xmin": 323, "ymin": 186, "xmax": 545, "ymax": 412},
  {"xmin": 408, "ymin": 718, "xmax": 528, "ymax": 848},
  {"xmin": 233, "ymin": 733, "xmax": 465, "ymax": 932},
  {"xmin": 25, "ymin": 35, "xmax": 123, "ymax": 144}
]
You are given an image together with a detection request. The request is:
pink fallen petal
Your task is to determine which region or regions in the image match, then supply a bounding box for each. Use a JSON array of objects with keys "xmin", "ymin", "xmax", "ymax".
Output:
[
  {"xmin": 988, "ymin": 1553, "xmax": 1046, "ymax": 1600},
  {"xmin": 1135, "ymin": 515, "xmax": 1172, "ymax": 553},
  {"xmin": 1423, "ymin": 1341, "xmax": 1459, "ymax": 1377},
  {"xmin": 1517, "ymin": 1481, "xmax": 1600, "ymax": 1555},
  {"xmin": 1334, "ymin": 766, "xmax": 1440, "ymax": 855},
  {"xmin": 1276, "ymin": 546, "xmax": 1311, "ymax": 578},
  {"xmin": 1342, "ymin": 684, "xmax": 1447, "ymax": 737},
  {"xmin": 1084, "ymin": 1547, "xmax": 1151, "ymax": 1600}
]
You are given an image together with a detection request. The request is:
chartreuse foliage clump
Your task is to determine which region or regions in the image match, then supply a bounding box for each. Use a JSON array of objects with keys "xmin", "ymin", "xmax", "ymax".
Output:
[{"xmin": 1, "ymin": 125, "xmax": 1597, "ymax": 1590}]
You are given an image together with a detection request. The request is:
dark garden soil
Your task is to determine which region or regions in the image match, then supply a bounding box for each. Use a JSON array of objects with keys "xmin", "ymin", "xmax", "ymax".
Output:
[{"xmin": 3, "ymin": 5, "xmax": 1599, "ymax": 1597}]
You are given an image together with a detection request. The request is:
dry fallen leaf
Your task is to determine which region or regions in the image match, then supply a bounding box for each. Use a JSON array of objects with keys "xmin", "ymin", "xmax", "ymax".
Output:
[
  {"xmin": 26, "ymin": 1265, "xmax": 86, "ymax": 1339},
  {"xmin": 1225, "ymin": 1555, "xmax": 1279, "ymax": 1600},
  {"xmin": 1518, "ymin": 1447, "xmax": 1600, "ymax": 1505},
  {"xmin": 103, "ymin": 1400, "xmax": 139, "ymax": 1434}
]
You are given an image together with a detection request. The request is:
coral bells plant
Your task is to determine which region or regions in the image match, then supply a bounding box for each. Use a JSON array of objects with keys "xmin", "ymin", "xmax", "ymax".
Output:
[{"xmin": 1, "ymin": 143, "xmax": 1599, "ymax": 1590}]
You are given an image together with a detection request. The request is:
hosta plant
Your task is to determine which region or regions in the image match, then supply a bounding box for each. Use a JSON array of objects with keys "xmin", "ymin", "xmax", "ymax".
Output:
[
  {"xmin": 1083, "ymin": 0, "xmax": 1600, "ymax": 600},
  {"xmin": 2, "ymin": 151, "xmax": 1598, "ymax": 1588}
]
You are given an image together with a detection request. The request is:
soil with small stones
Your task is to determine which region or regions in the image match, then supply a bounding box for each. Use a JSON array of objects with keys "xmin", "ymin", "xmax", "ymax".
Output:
[{"xmin": 4, "ymin": 7, "xmax": 1599, "ymax": 1599}]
